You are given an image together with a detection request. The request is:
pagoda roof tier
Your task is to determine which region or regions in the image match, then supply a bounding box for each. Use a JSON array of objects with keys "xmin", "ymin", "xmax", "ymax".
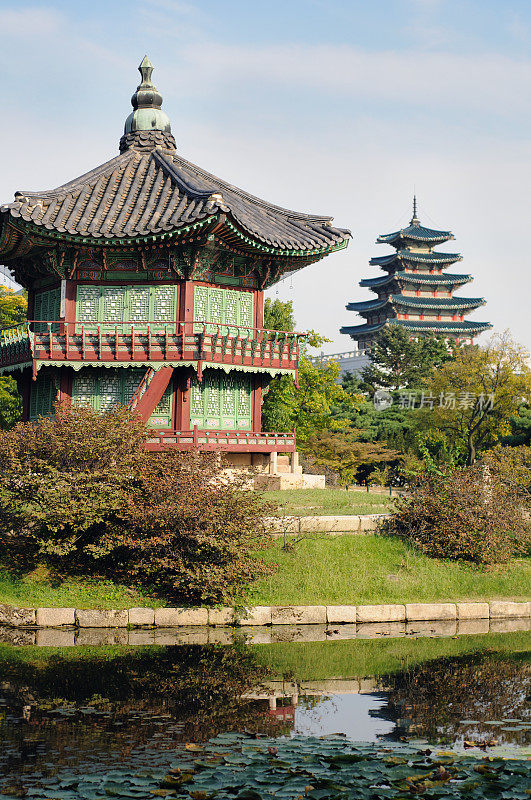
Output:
[
  {"xmin": 370, "ymin": 250, "xmax": 462, "ymax": 268},
  {"xmin": 0, "ymin": 144, "xmax": 349, "ymax": 258},
  {"xmin": 346, "ymin": 294, "xmax": 484, "ymax": 314},
  {"xmin": 377, "ymin": 222, "xmax": 454, "ymax": 247},
  {"xmin": 341, "ymin": 319, "xmax": 493, "ymax": 337},
  {"xmin": 390, "ymin": 294, "xmax": 485, "ymax": 311},
  {"xmin": 360, "ymin": 271, "xmax": 472, "ymax": 289}
]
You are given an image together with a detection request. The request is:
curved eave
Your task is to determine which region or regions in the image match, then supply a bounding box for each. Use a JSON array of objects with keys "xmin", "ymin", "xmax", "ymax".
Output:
[
  {"xmin": 340, "ymin": 322, "xmax": 386, "ymax": 336},
  {"xmin": 399, "ymin": 320, "xmax": 493, "ymax": 334},
  {"xmin": 390, "ymin": 295, "xmax": 486, "ymax": 311},
  {"xmin": 370, "ymin": 251, "xmax": 462, "ymax": 268},
  {"xmin": 0, "ymin": 211, "xmax": 349, "ymax": 263},
  {"xmin": 346, "ymin": 298, "xmax": 388, "ymax": 313},
  {"xmin": 393, "ymin": 271, "xmax": 472, "ymax": 286},
  {"xmin": 377, "ymin": 225, "xmax": 454, "ymax": 246}
]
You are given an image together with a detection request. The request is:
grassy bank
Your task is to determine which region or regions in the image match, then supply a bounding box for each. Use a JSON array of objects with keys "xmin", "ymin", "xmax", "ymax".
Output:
[
  {"xmin": 241, "ymin": 534, "xmax": 531, "ymax": 606},
  {"xmin": 0, "ymin": 571, "xmax": 161, "ymax": 609},
  {"xmin": 1, "ymin": 534, "xmax": 529, "ymax": 610},
  {"xmin": 267, "ymin": 489, "xmax": 393, "ymax": 516}
]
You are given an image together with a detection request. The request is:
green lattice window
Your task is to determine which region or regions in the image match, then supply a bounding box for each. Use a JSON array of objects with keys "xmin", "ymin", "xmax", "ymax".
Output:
[
  {"xmin": 72, "ymin": 369, "xmax": 173, "ymax": 427},
  {"xmin": 76, "ymin": 285, "xmax": 177, "ymax": 332},
  {"xmin": 193, "ymin": 286, "xmax": 254, "ymax": 333},
  {"xmin": 34, "ymin": 288, "xmax": 61, "ymax": 332},
  {"xmin": 190, "ymin": 370, "xmax": 252, "ymax": 430},
  {"xmin": 29, "ymin": 372, "xmax": 56, "ymax": 420}
]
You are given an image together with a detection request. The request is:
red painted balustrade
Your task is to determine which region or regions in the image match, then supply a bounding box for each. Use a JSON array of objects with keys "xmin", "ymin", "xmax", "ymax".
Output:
[
  {"xmin": 144, "ymin": 427, "xmax": 297, "ymax": 452},
  {"xmin": 0, "ymin": 321, "xmax": 302, "ymax": 373}
]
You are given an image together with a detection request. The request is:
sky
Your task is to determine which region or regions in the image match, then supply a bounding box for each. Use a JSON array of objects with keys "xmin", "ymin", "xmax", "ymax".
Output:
[{"xmin": 1, "ymin": 0, "xmax": 530, "ymax": 353}]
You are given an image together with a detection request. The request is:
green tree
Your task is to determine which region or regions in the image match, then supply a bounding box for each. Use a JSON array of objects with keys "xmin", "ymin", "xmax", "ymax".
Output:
[
  {"xmin": 503, "ymin": 403, "xmax": 531, "ymax": 446},
  {"xmin": 362, "ymin": 325, "xmax": 454, "ymax": 392},
  {"xmin": 264, "ymin": 297, "xmax": 295, "ymax": 332},
  {"xmin": 422, "ymin": 332, "xmax": 531, "ymax": 465},
  {"xmin": 0, "ymin": 287, "xmax": 26, "ymax": 429}
]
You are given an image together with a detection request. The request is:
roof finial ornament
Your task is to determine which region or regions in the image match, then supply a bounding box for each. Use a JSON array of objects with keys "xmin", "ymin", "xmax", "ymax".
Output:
[
  {"xmin": 123, "ymin": 56, "xmax": 172, "ymax": 137},
  {"xmin": 411, "ymin": 194, "xmax": 420, "ymax": 225}
]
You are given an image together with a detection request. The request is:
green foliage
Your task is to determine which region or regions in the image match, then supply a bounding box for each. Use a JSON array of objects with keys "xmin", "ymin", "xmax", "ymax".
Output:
[
  {"xmin": 302, "ymin": 429, "xmax": 401, "ymax": 485},
  {"xmin": 0, "ymin": 289, "xmax": 26, "ymax": 429},
  {"xmin": 0, "ymin": 376, "xmax": 21, "ymax": 429},
  {"xmin": 0, "ymin": 405, "xmax": 271, "ymax": 603},
  {"xmin": 393, "ymin": 453, "xmax": 531, "ymax": 564},
  {"xmin": 503, "ymin": 403, "xmax": 531, "ymax": 446},
  {"xmin": 0, "ymin": 286, "xmax": 27, "ymax": 329},
  {"xmin": 422, "ymin": 332, "xmax": 531, "ymax": 464},
  {"xmin": 264, "ymin": 297, "xmax": 295, "ymax": 331},
  {"xmin": 262, "ymin": 355, "xmax": 359, "ymax": 441},
  {"xmin": 362, "ymin": 325, "xmax": 454, "ymax": 391}
]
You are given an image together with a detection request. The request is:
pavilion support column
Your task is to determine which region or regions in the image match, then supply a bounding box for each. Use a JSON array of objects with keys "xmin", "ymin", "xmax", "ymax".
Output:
[
  {"xmin": 269, "ymin": 451, "xmax": 278, "ymax": 475},
  {"xmin": 291, "ymin": 451, "xmax": 299, "ymax": 474},
  {"xmin": 58, "ymin": 368, "xmax": 73, "ymax": 411}
]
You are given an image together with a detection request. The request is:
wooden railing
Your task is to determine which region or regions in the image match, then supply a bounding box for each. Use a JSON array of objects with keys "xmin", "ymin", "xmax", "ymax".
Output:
[
  {"xmin": 0, "ymin": 320, "xmax": 302, "ymax": 372},
  {"xmin": 144, "ymin": 427, "xmax": 297, "ymax": 452}
]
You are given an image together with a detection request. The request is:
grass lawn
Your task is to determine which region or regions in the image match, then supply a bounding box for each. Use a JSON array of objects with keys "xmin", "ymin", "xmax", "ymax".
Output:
[
  {"xmin": 0, "ymin": 571, "xmax": 162, "ymax": 610},
  {"xmin": 240, "ymin": 534, "xmax": 531, "ymax": 606},
  {"xmin": 265, "ymin": 488, "xmax": 393, "ymax": 516}
]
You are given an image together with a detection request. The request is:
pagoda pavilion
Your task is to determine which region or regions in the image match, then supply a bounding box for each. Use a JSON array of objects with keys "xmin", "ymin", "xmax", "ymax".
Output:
[
  {"xmin": 0, "ymin": 58, "xmax": 349, "ymax": 468},
  {"xmin": 341, "ymin": 199, "xmax": 491, "ymax": 350}
]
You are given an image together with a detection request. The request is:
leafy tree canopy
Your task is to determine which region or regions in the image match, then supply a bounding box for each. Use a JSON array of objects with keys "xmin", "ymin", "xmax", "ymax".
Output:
[
  {"xmin": 362, "ymin": 325, "xmax": 455, "ymax": 392},
  {"xmin": 0, "ymin": 287, "xmax": 27, "ymax": 330},
  {"xmin": 0, "ymin": 288, "xmax": 26, "ymax": 429},
  {"xmin": 421, "ymin": 331, "xmax": 531, "ymax": 465}
]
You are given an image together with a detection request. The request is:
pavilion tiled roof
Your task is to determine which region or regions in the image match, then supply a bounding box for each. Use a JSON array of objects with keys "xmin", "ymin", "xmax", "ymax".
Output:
[
  {"xmin": 390, "ymin": 294, "xmax": 485, "ymax": 310},
  {"xmin": 0, "ymin": 144, "xmax": 349, "ymax": 254}
]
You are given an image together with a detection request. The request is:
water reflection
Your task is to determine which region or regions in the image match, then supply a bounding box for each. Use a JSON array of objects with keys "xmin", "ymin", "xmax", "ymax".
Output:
[{"xmin": 0, "ymin": 633, "xmax": 529, "ymax": 794}]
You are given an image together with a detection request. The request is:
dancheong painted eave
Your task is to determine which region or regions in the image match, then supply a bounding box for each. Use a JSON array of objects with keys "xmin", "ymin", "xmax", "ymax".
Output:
[{"xmin": 340, "ymin": 319, "xmax": 493, "ymax": 337}]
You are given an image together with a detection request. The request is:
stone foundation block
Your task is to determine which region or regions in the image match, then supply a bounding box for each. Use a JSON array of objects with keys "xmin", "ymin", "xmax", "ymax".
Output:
[
  {"xmin": 327, "ymin": 605, "xmax": 357, "ymax": 624},
  {"xmin": 0, "ymin": 605, "xmax": 36, "ymax": 627},
  {"xmin": 154, "ymin": 607, "xmax": 208, "ymax": 626},
  {"xmin": 405, "ymin": 603, "xmax": 457, "ymax": 621},
  {"xmin": 358, "ymin": 514, "xmax": 390, "ymax": 531},
  {"xmin": 299, "ymin": 516, "xmax": 359, "ymax": 533},
  {"xmin": 271, "ymin": 605, "xmax": 327, "ymax": 625},
  {"xmin": 235, "ymin": 606, "xmax": 272, "ymax": 626},
  {"xmin": 456, "ymin": 603, "xmax": 490, "ymax": 620},
  {"xmin": 208, "ymin": 608, "xmax": 235, "ymax": 626},
  {"xmin": 128, "ymin": 607, "xmax": 155, "ymax": 627},
  {"xmin": 36, "ymin": 628, "xmax": 76, "ymax": 647},
  {"xmin": 36, "ymin": 607, "xmax": 75, "ymax": 627},
  {"xmin": 489, "ymin": 601, "xmax": 530, "ymax": 619},
  {"xmin": 356, "ymin": 604, "xmax": 405, "ymax": 623},
  {"xmin": 359, "ymin": 678, "xmax": 379, "ymax": 694},
  {"xmin": 76, "ymin": 609, "xmax": 128, "ymax": 628},
  {"xmin": 265, "ymin": 517, "xmax": 299, "ymax": 533}
]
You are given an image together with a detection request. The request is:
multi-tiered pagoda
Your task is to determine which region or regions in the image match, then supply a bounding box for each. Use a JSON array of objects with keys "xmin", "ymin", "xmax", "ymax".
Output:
[
  {"xmin": 341, "ymin": 199, "xmax": 491, "ymax": 350},
  {"xmin": 0, "ymin": 58, "xmax": 349, "ymax": 469}
]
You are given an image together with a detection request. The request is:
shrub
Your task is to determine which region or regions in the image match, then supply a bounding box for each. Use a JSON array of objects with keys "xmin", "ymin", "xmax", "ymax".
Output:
[
  {"xmin": 0, "ymin": 406, "xmax": 271, "ymax": 603},
  {"xmin": 392, "ymin": 458, "xmax": 530, "ymax": 565}
]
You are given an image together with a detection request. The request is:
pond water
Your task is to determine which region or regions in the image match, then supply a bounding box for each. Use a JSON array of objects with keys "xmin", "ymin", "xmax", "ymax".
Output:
[{"xmin": 0, "ymin": 628, "xmax": 529, "ymax": 798}]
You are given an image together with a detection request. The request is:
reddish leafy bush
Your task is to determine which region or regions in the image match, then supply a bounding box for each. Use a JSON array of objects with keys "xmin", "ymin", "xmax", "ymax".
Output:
[
  {"xmin": 0, "ymin": 406, "xmax": 271, "ymax": 602},
  {"xmin": 392, "ymin": 454, "xmax": 531, "ymax": 564}
]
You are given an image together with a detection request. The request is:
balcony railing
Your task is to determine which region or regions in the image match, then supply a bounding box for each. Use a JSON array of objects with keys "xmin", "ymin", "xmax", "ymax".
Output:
[
  {"xmin": 0, "ymin": 320, "xmax": 302, "ymax": 373},
  {"xmin": 144, "ymin": 427, "xmax": 297, "ymax": 452}
]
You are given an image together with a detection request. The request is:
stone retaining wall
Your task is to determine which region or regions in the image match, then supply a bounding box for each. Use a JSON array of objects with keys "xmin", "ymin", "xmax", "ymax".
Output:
[
  {"xmin": 1, "ymin": 601, "xmax": 529, "ymax": 629},
  {"xmin": 266, "ymin": 513, "xmax": 390, "ymax": 535}
]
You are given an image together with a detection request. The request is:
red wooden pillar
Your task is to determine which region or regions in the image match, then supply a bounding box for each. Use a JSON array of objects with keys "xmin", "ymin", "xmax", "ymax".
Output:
[
  {"xmin": 178, "ymin": 281, "xmax": 195, "ymax": 429},
  {"xmin": 58, "ymin": 368, "xmax": 73, "ymax": 411}
]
